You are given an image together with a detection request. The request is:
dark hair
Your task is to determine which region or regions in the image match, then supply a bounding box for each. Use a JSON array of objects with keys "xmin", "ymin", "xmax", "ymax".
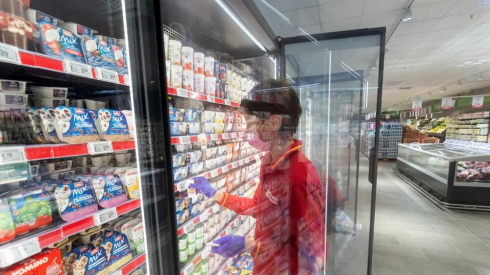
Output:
[{"xmin": 241, "ymin": 80, "xmax": 302, "ymax": 133}]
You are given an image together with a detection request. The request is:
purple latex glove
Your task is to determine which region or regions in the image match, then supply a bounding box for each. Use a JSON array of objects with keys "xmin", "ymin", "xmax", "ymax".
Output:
[
  {"xmin": 189, "ymin": 176, "xmax": 217, "ymax": 198},
  {"xmin": 211, "ymin": 235, "xmax": 245, "ymax": 257}
]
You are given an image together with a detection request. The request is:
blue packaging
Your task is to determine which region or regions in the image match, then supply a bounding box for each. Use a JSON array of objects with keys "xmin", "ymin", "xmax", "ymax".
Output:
[
  {"xmin": 175, "ymin": 197, "xmax": 189, "ymax": 211},
  {"xmin": 184, "ymin": 109, "xmax": 201, "ymax": 122},
  {"xmin": 214, "ymin": 60, "xmax": 220, "ymax": 79},
  {"xmin": 103, "ymin": 233, "xmax": 133, "ymax": 270},
  {"xmin": 86, "ymin": 174, "xmax": 128, "ymax": 208},
  {"xmin": 188, "ymin": 122, "xmax": 201, "ymax": 135},
  {"xmin": 173, "ymin": 166, "xmax": 188, "ymax": 182},
  {"xmin": 176, "ymin": 209, "xmax": 189, "ymax": 226},
  {"xmin": 28, "ymin": 10, "xmax": 86, "ymax": 63},
  {"xmin": 170, "ymin": 122, "xmax": 187, "ymax": 136},
  {"xmin": 219, "ymin": 63, "xmax": 226, "ymax": 81},
  {"xmin": 54, "ymin": 180, "xmax": 98, "ymax": 222},
  {"xmin": 172, "ymin": 153, "xmax": 185, "ymax": 167},
  {"xmin": 54, "ymin": 107, "xmax": 100, "ymax": 143},
  {"xmin": 85, "ymin": 246, "xmax": 110, "ymax": 275},
  {"xmin": 188, "ymin": 162, "xmax": 203, "ymax": 176},
  {"xmin": 97, "ymin": 109, "xmax": 131, "ymax": 142},
  {"xmin": 63, "ymin": 243, "xmax": 94, "ymax": 275},
  {"xmin": 169, "ymin": 108, "xmax": 184, "ymax": 122},
  {"xmin": 112, "ymin": 43, "xmax": 128, "ymax": 75}
]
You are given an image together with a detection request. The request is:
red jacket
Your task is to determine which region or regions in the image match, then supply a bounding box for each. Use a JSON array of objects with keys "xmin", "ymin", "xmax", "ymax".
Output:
[{"xmin": 219, "ymin": 140, "xmax": 326, "ymax": 275}]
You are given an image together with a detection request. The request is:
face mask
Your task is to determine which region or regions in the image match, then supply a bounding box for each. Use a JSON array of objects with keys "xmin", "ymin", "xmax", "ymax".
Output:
[{"xmin": 246, "ymin": 119, "xmax": 272, "ymax": 151}]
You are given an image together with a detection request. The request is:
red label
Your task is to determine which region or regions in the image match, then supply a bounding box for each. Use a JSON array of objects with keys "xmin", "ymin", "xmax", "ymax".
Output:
[
  {"xmin": 75, "ymin": 108, "xmax": 84, "ymax": 114},
  {"xmin": 74, "ymin": 182, "xmax": 83, "ymax": 188},
  {"xmin": 114, "ymin": 111, "xmax": 121, "ymax": 116},
  {"xmin": 62, "ymin": 30, "xmax": 73, "ymax": 37}
]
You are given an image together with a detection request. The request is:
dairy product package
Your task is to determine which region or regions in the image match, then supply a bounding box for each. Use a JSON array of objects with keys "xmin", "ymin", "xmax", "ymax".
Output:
[
  {"xmin": 184, "ymin": 109, "xmax": 202, "ymax": 122},
  {"xmin": 121, "ymin": 218, "xmax": 141, "ymax": 250},
  {"xmin": 113, "ymin": 217, "xmax": 133, "ymax": 232},
  {"xmin": 112, "ymin": 39, "xmax": 128, "ymax": 75},
  {"xmin": 121, "ymin": 110, "xmax": 135, "ymax": 140},
  {"xmin": 0, "ymin": 11, "xmax": 33, "ymax": 50},
  {"xmin": 168, "ymin": 39, "xmax": 182, "ymax": 65},
  {"xmin": 54, "ymin": 180, "xmax": 98, "ymax": 221},
  {"xmin": 170, "ymin": 122, "xmax": 187, "ymax": 136},
  {"xmin": 194, "ymin": 52, "xmax": 204, "ymax": 74},
  {"xmin": 182, "ymin": 69, "xmax": 194, "ymax": 92},
  {"xmin": 8, "ymin": 189, "xmax": 52, "ymax": 235},
  {"xmin": 204, "ymin": 56, "xmax": 215, "ymax": 77},
  {"xmin": 0, "ymin": 79, "xmax": 26, "ymax": 94},
  {"xmin": 83, "ymin": 246, "xmax": 111, "ymax": 275},
  {"xmin": 38, "ymin": 107, "xmax": 62, "ymax": 143},
  {"xmin": 54, "ymin": 107, "xmax": 100, "ymax": 144},
  {"xmin": 173, "ymin": 153, "xmax": 185, "ymax": 168},
  {"xmin": 124, "ymin": 168, "xmax": 140, "ymax": 199},
  {"xmin": 173, "ymin": 166, "xmax": 188, "ymax": 182},
  {"xmin": 188, "ymin": 122, "xmax": 201, "ymax": 135},
  {"xmin": 63, "ymin": 244, "xmax": 93, "ymax": 274},
  {"xmin": 103, "ymin": 233, "xmax": 133, "ymax": 272},
  {"xmin": 181, "ymin": 46, "xmax": 194, "ymax": 70},
  {"xmin": 171, "ymin": 64, "xmax": 183, "ymax": 88},
  {"xmin": 176, "ymin": 197, "xmax": 189, "ymax": 211},
  {"xmin": 88, "ymin": 174, "xmax": 128, "ymax": 208},
  {"xmin": 204, "ymin": 76, "xmax": 216, "ymax": 96},
  {"xmin": 128, "ymin": 222, "xmax": 145, "ymax": 254},
  {"xmin": 186, "ymin": 150, "xmax": 203, "ymax": 164},
  {"xmin": 195, "ymin": 73, "xmax": 205, "ymax": 94},
  {"xmin": 0, "ymin": 198, "xmax": 15, "ymax": 244},
  {"xmin": 2, "ymin": 248, "xmax": 63, "ymax": 275},
  {"xmin": 26, "ymin": 108, "xmax": 48, "ymax": 144},
  {"xmin": 26, "ymin": 9, "xmax": 86, "ymax": 63},
  {"xmin": 169, "ymin": 108, "xmax": 184, "ymax": 122},
  {"xmin": 97, "ymin": 109, "xmax": 131, "ymax": 142}
]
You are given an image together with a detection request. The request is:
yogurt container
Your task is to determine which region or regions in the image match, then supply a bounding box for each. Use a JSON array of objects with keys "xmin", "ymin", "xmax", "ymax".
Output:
[
  {"xmin": 97, "ymin": 109, "xmax": 131, "ymax": 142},
  {"xmin": 181, "ymin": 46, "xmax": 194, "ymax": 70},
  {"xmin": 128, "ymin": 222, "xmax": 145, "ymax": 254},
  {"xmin": 194, "ymin": 73, "xmax": 205, "ymax": 94},
  {"xmin": 54, "ymin": 180, "xmax": 98, "ymax": 222},
  {"xmin": 124, "ymin": 168, "xmax": 140, "ymax": 199},
  {"xmin": 204, "ymin": 56, "xmax": 214, "ymax": 77},
  {"xmin": 194, "ymin": 52, "xmax": 204, "ymax": 74},
  {"xmin": 164, "ymin": 33, "xmax": 169, "ymax": 60},
  {"xmin": 54, "ymin": 107, "xmax": 100, "ymax": 144},
  {"xmin": 88, "ymin": 174, "xmax": 128, "ymax": 208},
  {"xmin": 179, "ymin": 245, "xmax": 188, "ymax": 263},
  {"xmin": 204, "ymin": 77, "xmax": 216, "ymax": 96},
  {"xmin": 121, "ymin": 218, "xmax": 141, "ymax": 250},
  {"xmin": 187, "ymin": 241, "xmax": 196, "ymax": 256},
  {"xmin": 7, "ymin": 189, "xmax": 52, "ymax": 235},
  {"xmin": 103, "ymin": 233, "xmax": 133, "ymax": 272},
  {"xmin": 168, "ymin": 39, "xmax": 182, "ymax": 65},
  {"xmin": 112, "ymin": 39, "xmax": 128, "ymax": 75},
  {"xmin": 0, "ymin": 80, "xmax": 26, "ymax": 94},
  {"xmin": 182, "ymin": 69, "xmax": 194, "ymax": 92},
  {"xmin": 195, "ymin": 236, "xmax": 203, "ymax": 250},
  {"xmin": 171, "ymin": 65, "xmax": 183, "ymax": 88}
]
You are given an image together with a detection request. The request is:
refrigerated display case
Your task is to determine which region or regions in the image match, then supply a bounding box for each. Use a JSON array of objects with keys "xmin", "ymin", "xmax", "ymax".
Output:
[{"xmin": 397, "ymin": 141, "xmax": 490, "ymax": 205}]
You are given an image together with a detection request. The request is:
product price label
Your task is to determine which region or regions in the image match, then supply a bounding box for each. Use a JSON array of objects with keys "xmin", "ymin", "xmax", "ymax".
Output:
[
  {"xmin": 212, "ymin": 204, "xmax": 220, "ymax": 213},
  {"xmin": 183, "ymin": 264, "xmax": 194, "ymax": 275},
  {"xmin": 231, "ymin": 132, "xmax": 238, "ymax": 138},
  {"xmin": 221, "ymin": 133, "xmax": 230, "ymax": 139},
  {"xmin": 210, "ymin": 134, "xmax": 219, "ymax": 141},
  {"xmin": 224, "ymin": 99, "xmax": 231, "ymax": 105},
  {"xmin": 239, "ymin": 186, "xmax": 245, "ymax": 194},
  {"xmin": 0, "ymin": 43, "xmax": 20, "ymax": 64},
  {"xmin": 179, "ymin": 136, "xmax": 191, "ymax": 144},
  {"xmin": 254, "ymin": 154, "xmax": 261, "ymax": 162},
  {"xmin": 230, "ymin": 162, "xmax": 237, "ymax": 169},
  {"xmin": 222, "ymin": 166, "xmax": 229, "ymax": 173},
  {"xmin": 185, "ymin": 222, "xmax": 195, "ymax": 233},
  {"xmin": 94, "ymin": 208, "xmax": 118, "ymax": 226},
  {"xmin": 238, "ymin": 160, "xmax": 243, "ymax": 166},
  {"xmin": 225, "ymin": 226, "xmax": 232, "ymax": 235},
  {"xmin": 0, "ymin": 146, "xmax": 26, "ymax": 165},
  {"xmin": 200, "ymin": 212, "xmax": 209, "ymax": 222},
  {"xmin": 239, "ymin": 132, "xmax": 244, "ymax": 138},
  {"xmin": 64, "ymin": 60, "xmax": 92, "ymax": 78},
  {"xmin": 207, "ymin": 95, "xmax": 215, "ymax": 102},
  {"xmin": 88, "ymin": 141, "xmax": 114, "ymax": 155},
  {"xmin": 0, "ymin": 238, "xmax": 40, "ymax": 268},
  {"xmin": 177, "ymin": 182, "xmax": 188, "ymax": 192},
  {"xmin": 201, "ymin": 247, "xmax": 211, "ymax": 259},
  {"xmin": 96, "ymin": 67, "xmax": 119, "ymax": 83},
  {"xmin": 177, "ymin": 88, "xmax": 189, "ymax": 97},
  {"xmin": 210, "ymin": 169, "xmax": 219, "ymax": 178},
  {"xmin": 110, "ymin": 270, "xmax": 123, "ymax": 275},
  {"xmin": 244, "ymin": 158, "xmax": 250, "ymax": 164}
]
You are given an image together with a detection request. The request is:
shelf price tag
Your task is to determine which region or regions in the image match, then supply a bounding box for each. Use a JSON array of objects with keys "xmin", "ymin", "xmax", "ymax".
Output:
[
  {"xmin": 184, "ymin": 221, "xmax": 195, "ymax": 233},
  {"xmin": 244, "ymin": 158, "xmax": 250, "ymax": 164},
  {"xmin": 183, "ymin": 264, "xmax": 194, "ymax": 275},
  {"xmin": 179, "ymin": 136, "xmax": 191, "ymax": 144},
  {"xmin": 200, "ymin": 212, "xmax": 209, "ymax": 222},
  {"xmin": 210, "ymin": 134, "xmax": 219, "ymax": 141},
  {"xmin": 239, "ymin": 186, "xmax": 245, "ymax": 194},
  {"xmin": 110, "ymin": 270, "xmax": 123, "ymax": 275},
  {"xmin": 207, "ymin": 95, "xmax": 215, "ymax": 102},
  {"xmin": 0, "ymin": 146, "xmax": 26, "ymax": 165},
  {"xmin": 222, "ymin": 166, "xmax": 228, "ymax": 173},
  {"xmin": 225, "ymin": 226, "xmax": 232, "ymax": 235},
  {"xmin": 221, "ymin": 133, "xmax": 230, "ymax": 139},
  {"xmin": 94, "ymin": 208, "xmax": 118, "ymax": 226},
  {"xmin": 177, "ymin": 88, "xmax": 189, "ymax": 97},
  {"xmin": 212, "ymin": 204, "xmax": 220, "ymax": 213},
  {"xmin": 210, "ymin": 169, "xmax": 219, "ymax": 178},
  {"xmin": 0, "ymin": 237, "xmax": 40, "ymax": 268},
  {"xmin": 238, "ymin": 132, "xmax": 244, "ymax": 138},
  {"xmin": 176, "ymin": 182, "xmax": 188, "ymax": 192},
  {"xmin": 224, "ymin": 99, "xmax": 231, "ymax": 105},
  {"xmin": 88, "ymin": 141, "xmax": 114, "ymax": 155},
  {"xmin": 64, "ymin": 60, "xmax": 92, "ymax": 78},
  {"xmin": 237, "ymin": 160, "xmax": 243, "ymax": 166},
  {"xmin": 96, "ymin": 68, "xmax": 120, "ymax": 83},
  {"xmin": 0, "ymin": 42, "xmax": 20, "ymax": 64},
  {"xmin": 202, "ymin": 247, "xmax": 211, "ymax": 259},
  {"xmin": 254, "ymin": 154, "xmax": 261, "ymax": 162},
  {"xmin": 231, "ymin": 132, "xmax": 237, "ymax": 138}
]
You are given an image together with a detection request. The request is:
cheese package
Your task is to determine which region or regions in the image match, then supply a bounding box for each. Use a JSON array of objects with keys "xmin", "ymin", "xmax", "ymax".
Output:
[
  {"xmin": 54, "ymin": 107, "xmax": 100, "ymax": 144},
  {"xmin": 97, "ymin": 109, "xmax": 131, "ymax": 142},
  {"xmin": 1, "ymin": 248, "xmax": 63, "ymax": 275}
]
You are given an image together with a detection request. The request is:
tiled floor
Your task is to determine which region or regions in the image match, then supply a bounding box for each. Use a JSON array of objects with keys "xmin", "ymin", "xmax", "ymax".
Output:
[{"xmin": 373, "ymin": 161, "xmax": 490, "ymax": 275}]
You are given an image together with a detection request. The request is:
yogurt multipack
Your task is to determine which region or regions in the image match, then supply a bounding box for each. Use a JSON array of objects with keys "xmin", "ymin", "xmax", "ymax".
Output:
[
  {"xmin": 38, "ymin": 107, "xmax": 61, "ymax": 143},
  {"xmin": 112, "ymin": 39, "xmax": 128, "ymax": 75},
  {"xmin": 54, "ymin": 180, "xmax": 98, "ymax": 222},
  {"xmin": 102, "ymin": 232, "xmax": 132, "ymax": 272},
  {"xmin": 97, "ymin": 109, "xmax": 131, "ymax": 142},
  {"xmin": 54, "ymin": 107, "xmax": 100, "ymax": 144},
  {"xmin": 26, "ymin": 9, "xmax": 86, "ymax": 63},
  {"xmin": 89, "ymin": 174, "xmax": 128, "ymax": 208}
]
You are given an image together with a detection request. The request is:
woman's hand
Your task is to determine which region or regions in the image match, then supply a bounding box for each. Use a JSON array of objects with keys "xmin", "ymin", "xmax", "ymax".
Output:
[
  {"xmin": 211, "ymin": 235, "xmax": 245, "ymax": 257},
  {"xmin": 189, "ymin": 176, "xmax": 217, "ymax": 198}
]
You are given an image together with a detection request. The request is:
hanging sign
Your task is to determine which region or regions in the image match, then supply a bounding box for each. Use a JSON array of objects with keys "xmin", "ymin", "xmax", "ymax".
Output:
[
  {"xmin": 412, "ymin": 100, "xmax": 422, "ymax": 111},
  {"xmin": 441, "ymin": 98, "xmax": 454, "ymax": 110},
  {"xmin": 472, "ymin": 96, "xmax": 484, "ymax": 108}
]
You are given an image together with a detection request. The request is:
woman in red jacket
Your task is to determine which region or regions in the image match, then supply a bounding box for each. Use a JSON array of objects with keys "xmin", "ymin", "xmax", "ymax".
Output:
[{"xmin": 191, "ymin": 81, "xmax": 326, "ymax": 275}]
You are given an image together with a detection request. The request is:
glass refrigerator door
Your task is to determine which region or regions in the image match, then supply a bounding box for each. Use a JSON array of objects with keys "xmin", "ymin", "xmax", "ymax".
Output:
[{"xmin": 0, "ymin": 0, "xmax": 176, "ymax": 274}]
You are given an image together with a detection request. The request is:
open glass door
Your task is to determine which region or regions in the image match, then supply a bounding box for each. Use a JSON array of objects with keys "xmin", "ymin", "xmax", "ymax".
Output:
[{"xmin": 279, "ymin": 29, "xmax": 385, "ymax": 275}]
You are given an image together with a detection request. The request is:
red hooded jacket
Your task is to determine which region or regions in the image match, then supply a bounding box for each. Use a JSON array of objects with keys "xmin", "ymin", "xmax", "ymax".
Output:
[{"xmin": 219, "ymin": 140, "xmax": 326, "ymax": 275}]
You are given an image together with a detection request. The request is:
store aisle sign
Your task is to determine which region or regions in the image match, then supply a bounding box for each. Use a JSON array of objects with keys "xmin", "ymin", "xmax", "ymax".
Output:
[
  {"xmin": 412, "ymin": 100, "xmax": 422, "ymax": 111},
  {"xmin": 472, "ymin": 96, "xmax": 484, "ymax": 108},
  {"xmin": 441, "ymin": 97, "xmax": 454, "ymax": 110}
]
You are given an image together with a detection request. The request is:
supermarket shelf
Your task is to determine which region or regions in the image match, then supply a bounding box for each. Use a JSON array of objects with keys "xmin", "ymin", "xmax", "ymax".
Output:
[
  {"xmin": 0, "ymin": 199, "xmax": 141, "ymax": 268},
  {"xmin": 168, "ymin": 87, "xmax": 240, "ymax": 108},
  {"xmin": 111, "ymin": 252, "xmax": 146, "ymax": 275},
  {"xmin": 174, "ymin": 151, "xmax": 265, "ymax": 190},
  {"xmin": 20, "ymin": 141, "xmax": 136, "ymax": 161},
  {"xmin": 176, "ymin": 177, "xmax": 259, "ymax": 237},
  {"xmin": 171, "ymin": 132, "xmax": 245, "ymax": 145},
  {"xmin": 0, "ymin": 44, "xmax": 129, "ymax": 87}
]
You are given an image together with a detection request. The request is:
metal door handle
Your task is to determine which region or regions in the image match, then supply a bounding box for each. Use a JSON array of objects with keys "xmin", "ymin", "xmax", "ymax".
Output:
[{"xmin": 369, "ymin": 148, "xmax": 376, "ymax": 184}]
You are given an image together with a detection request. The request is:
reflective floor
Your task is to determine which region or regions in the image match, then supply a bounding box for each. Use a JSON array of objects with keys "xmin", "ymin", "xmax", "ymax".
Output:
[{"xmin": 373, "ymin": 161, "xmax": 490, "ymax": 275}]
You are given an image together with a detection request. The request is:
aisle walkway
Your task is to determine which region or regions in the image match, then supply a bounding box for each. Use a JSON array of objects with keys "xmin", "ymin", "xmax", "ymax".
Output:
[{"xmin": 373, "ymin": 161, "xmax": 490, "ymax": 275}]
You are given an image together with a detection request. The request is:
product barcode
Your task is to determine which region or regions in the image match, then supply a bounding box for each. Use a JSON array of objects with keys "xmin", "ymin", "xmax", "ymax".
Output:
[
  {"xmin": 184, "ymin": 264, "xmax": 194, "ymax": 275},
  {"xmin": 179, "ymin": 136, "xmax": 191, "ymax": 144},
  {"xmin": 0, "ymin": 43, "xmax": 19, "ymax": 64},
  {"xmin": 185, "ymin": 222, "xmax": 194, "ymax": 232}
]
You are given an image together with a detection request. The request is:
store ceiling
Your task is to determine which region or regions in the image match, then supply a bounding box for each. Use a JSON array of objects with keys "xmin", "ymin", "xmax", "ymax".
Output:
[{"xmin": 250, "ymin": 0, "xmax": 490, "ymax": 111}]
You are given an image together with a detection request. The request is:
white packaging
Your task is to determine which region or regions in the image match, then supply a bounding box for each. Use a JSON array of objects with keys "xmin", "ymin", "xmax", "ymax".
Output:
[
  {"xmin": 204, "ymin": 77, "xmax": 216, "ymax": 96},
  {"xmin": 168, "ymin": 39, "xmax": 182, "ymax": 65},
  {"xmin": 164, "ymin": 33, "xmax": 169, "ymax": 61},
  {"xmin": 182, "ymin": 69, "xmax": 194, "ymax": 92},
  {"xmin": 122, "ymin": 110, "xmax": 135, "ymax": 140},
  {"xmin": 0, "ymin": 93, "xmax": 28, "ymax": 107},
  {"xmin": 32, "ymin": 97, "xmax": 68, "ymax": 108},
  {"xmin": 204, "ymin": 56, "xmax": 215, "ymax": 77},
  {"xmin": 194, "ymin": 52, "xmax": 204, "ymax": 74},
  {"xmin": 194, "ymin": 73, "xmax": 205, "ymax": 94},
  {"xmin": 171, "ymin": 65, "xmax": 183, "ymax": 88},
  {"xmin": 181, "ymin": 46, "xmax": 194, "ymax": 71},
  {"xmin": 166, "ymin": 61, "xmax": 171, "ymax": 87},
  {"xmin": 0, "ymin": 80, "xmax": 27, "ymax": 94},
  {"xmin": 31, "ymin": 86, "xmax": 68, "ymax": 98},
  {"xmin": 241, "ymin": 77, "xmax": 248, "ymax": 92}
]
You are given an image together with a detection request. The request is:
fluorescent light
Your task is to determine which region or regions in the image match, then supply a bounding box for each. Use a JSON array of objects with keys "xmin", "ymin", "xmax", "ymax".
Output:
[
  {"xmin": 402, "ymin": 8, "xmax": 413, "ymax": 22},
  {"xmin": 215, "ymin": 0, "xmax": 267, "ymax": 52}
]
